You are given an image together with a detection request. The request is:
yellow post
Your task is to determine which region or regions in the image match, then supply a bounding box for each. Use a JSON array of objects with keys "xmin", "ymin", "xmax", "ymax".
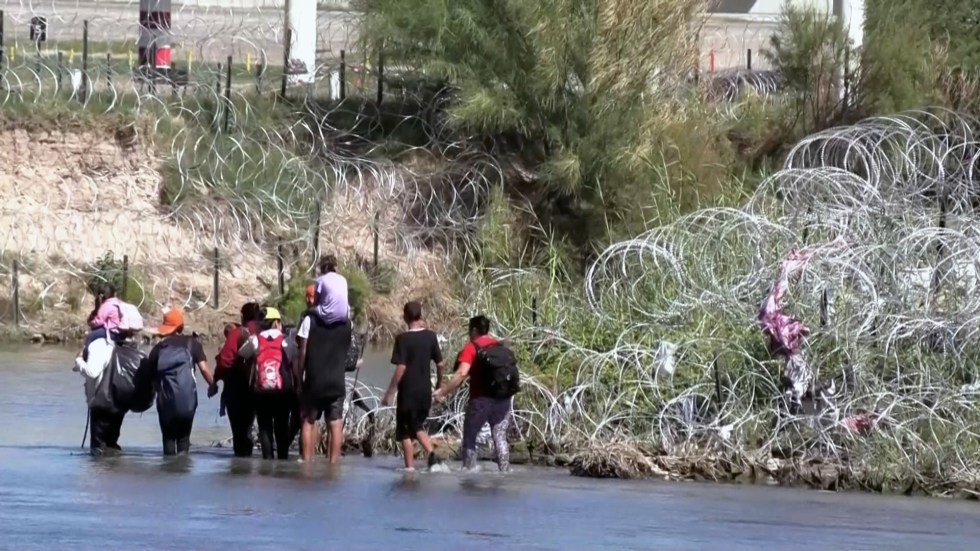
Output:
[
  {"xmin": 246, "ymin": 52, "xmax": 252, "ymax": 73},
  {"xmin": 187, "ymin": 50, "xmax": 193, "ymax": 73},
  {"xmin": 9, "ymin": 45, "xmax": 14, "ymax": 61},
  {"xmin": 69, "ymin": 49, "xmax": 75, "ymax": 64},
  {"xmin": 128, "ymin": 50, "xmax": 134, "ymax": 68}
]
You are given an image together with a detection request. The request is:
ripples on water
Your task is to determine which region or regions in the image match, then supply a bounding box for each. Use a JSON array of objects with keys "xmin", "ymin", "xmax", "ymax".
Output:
[{"xmin": 1, "ymin": 345, "xmax": 979, "ymax": 551}]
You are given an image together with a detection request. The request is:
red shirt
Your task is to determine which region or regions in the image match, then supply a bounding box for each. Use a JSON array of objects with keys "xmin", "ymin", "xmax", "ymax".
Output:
[
  {"xmin": 215, "ymin": 321, "xmax": 260, "ymax": 383},
  {"xmin": 457, "ymin": 335, "xmax": 498, "ymax": 400}
]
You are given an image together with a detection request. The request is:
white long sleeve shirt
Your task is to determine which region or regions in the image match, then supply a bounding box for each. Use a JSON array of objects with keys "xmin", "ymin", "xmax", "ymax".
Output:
[{"xmin": 79, "ymin": 338, "xmax": 115, "ymax": 405}]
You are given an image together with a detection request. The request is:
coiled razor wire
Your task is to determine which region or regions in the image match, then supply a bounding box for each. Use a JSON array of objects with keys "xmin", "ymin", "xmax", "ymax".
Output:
[
  {"xmin": 361, "ymin": 108, "xmax": 980, "ymax": 478},
  {"xmin": 348, "ymin": 108, "xmax": 980, "ymax": 476}
]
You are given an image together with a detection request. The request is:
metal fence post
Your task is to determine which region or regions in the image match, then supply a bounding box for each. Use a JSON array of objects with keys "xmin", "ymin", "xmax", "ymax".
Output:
[
  {"xmin": 11, "ymin": 259, "xmax": 20, "ymax": 326},
  {"xmin": 531, "ymin": 296, "xmax": 538, "ymax": 339},
  {"xmin": 121, "ymin": 254, "xmax": 129, "ymax": 299},
  {"xmin": 106, "ymin": 53, "xmax": 112, "ymax": 87},
  {"xmin": 376, "ymin": 51, "xmax": 384, "ymax": 105},
  {"xmin": 712, "ymin": 350, "xmax": 724, "ymax": 406},
  {"xmin": 311, "ymin": 200, "xmax": 321, "ymax": 267},
  {"xmin": 81, "ymin": 20, "xmax": 89, "ymax": 101},
  {"xmin": 57, "ymin": 50, "xmax": 64, "ymax": 90},
  {"xmin": 277, "ymin": 240, "xmax": 285, "ymax": 297},
  {"xmin": 372, "ymin": 211, "xmax": 380, "ymax": 271},
  {"xmin": 213, "ymin": 247, "xmax": 220, "ymax": 309},
  {"xmin": 223, "ymin": 54, "xmax": 233, "ymax": 132},
  {"xmin": 339, "ymin": 49, "xmax": 346, "ymax": 100},
  {"xmin": 747, "ymin": 48, "xmax": 752, "ymax": 71},
  {"xmin": 280, "ymin": 27, "xmax": 291, "ymax": 99}
]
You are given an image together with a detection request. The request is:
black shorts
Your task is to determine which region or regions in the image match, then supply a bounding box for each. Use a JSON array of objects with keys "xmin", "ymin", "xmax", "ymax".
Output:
[
  {"xmin": 395, "ymin": 407, "xmax": 431, "ymax": 440},
  {"xmin": 303, "ymin": 394, "xmax": 345, "ymax": 423}
]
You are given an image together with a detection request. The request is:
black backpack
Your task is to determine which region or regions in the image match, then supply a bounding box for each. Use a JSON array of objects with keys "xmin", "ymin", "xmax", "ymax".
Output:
[
  {"xmin": 345, "ymin": 323, "xmax": 362, "ymax": 372},
  {"xmin": 474, "ymin": 341, "xmax": 521, "ymax": 400}
]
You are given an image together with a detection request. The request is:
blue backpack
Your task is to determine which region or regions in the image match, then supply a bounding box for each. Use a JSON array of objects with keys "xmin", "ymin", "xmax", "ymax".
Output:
[{"xmin": 155, "ymin": 342, "xmax": 198, "ymax": 422}]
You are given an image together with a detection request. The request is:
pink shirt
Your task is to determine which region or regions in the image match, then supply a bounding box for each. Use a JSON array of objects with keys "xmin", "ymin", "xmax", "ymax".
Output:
[{"xmin": 90, "ymin": 297, "xmax": 122, "ymax": 331}]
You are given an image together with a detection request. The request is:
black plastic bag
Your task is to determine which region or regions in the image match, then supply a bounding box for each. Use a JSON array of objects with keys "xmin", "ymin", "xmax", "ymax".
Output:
[
  {"xmin": 110, "ymin": 342, "xmax": 155, "ymax": 413},
  {"xmin": 128, "ymin": 351, "xmax": 157, "ymax": 413},
  {"xmin": 89, "ymin": 363, "xmax": 118, "ymax": 413}
]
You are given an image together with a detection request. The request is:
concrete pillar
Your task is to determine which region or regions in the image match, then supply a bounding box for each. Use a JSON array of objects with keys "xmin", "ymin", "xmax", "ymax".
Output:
[
  {"xmin": 285, "ymin": 0, "xmax": 317, "ymax": 84},
  {"xmin": 834, "ymin": 0, "xmax": 864, "ymax": 50}
]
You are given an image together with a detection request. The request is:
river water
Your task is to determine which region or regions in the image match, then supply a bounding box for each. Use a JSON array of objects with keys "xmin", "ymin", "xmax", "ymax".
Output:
[{"xmin": 1, "ymin": 344, "xmax": 979, "ymax": 550}]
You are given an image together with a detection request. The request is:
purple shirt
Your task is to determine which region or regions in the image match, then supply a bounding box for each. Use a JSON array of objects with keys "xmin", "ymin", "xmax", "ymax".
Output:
[{"xmin": 314, "ymin": 272, "xmax": 350, "ymax": 324}]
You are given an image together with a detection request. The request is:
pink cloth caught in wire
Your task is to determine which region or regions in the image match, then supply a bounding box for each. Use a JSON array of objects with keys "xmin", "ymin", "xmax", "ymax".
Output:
[
  {"xmin": 759, "ymin": 238, "xmax": 846, "ymax": 405},
  {"xmin": 758, "ymin": 249, "xmax": 814, "ymax": 357}
]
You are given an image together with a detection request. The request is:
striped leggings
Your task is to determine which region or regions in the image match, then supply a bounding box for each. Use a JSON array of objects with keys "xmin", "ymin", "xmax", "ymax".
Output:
[{"xmin": 461, "ymin": 397, "xmax": 512, "ymax": 471}]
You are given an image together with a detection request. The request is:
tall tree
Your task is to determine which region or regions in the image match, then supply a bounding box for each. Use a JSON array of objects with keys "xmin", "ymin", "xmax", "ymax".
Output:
[{"xmin": 358, "ymin": 0, "xmax": 712, "ymax": 252}]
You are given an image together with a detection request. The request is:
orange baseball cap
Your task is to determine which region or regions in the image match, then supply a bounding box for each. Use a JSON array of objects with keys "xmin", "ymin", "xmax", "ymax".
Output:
[
  {"xmin": 306, "ymin": 284, "xmax": 316, "ymax": 302},
  {"xmin": 156, "ymin": 308, "xmax": 185, "ymax": 336}
]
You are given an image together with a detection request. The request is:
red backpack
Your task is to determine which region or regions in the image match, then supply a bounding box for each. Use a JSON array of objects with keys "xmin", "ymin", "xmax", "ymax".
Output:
[{"xmin": 254, "ymin": 333, "xmax": 289, "ymax": 393}]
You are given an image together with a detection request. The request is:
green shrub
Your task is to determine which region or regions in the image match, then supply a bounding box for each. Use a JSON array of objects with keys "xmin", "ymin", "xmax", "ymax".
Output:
[
  {"xmin": 277, "ymin": 278, "xmax": 310, "ymax": 324},
  {"xmin": 858, "ymin": 0, "xmax": 937, "ymax": 114},
  {"xmin": 368, "ymin": 261, "xmax": 398, "ymax": 295},
  {"xmin": 360, "ymin": 0, "xmax": 715, "ymax": 258},
  {"xmin": 84, "ymin": 252, "xmax": 149, "ymax": 307},
  {"xmin": 345, "ymin": 265, "xmax": 372, "ymax": 324},
  {"xmin": 763, "ymin": 3, "xmax": 852, "ymax": 134}
]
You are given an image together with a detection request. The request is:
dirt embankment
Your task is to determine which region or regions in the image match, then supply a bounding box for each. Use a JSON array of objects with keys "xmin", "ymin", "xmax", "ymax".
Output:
[{"xmin": 0, "ymin": 128, "xmax": 457, "ymax": 342}]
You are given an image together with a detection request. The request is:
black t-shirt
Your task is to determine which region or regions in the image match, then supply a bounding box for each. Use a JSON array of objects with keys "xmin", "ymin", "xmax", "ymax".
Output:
[
  {"xmin": 148, "ymin": 335, "xmax": 207, "ymax": 371},
  {"xmin": 390, "ymin": 329, "xmax": 443, "ymax": 410}
]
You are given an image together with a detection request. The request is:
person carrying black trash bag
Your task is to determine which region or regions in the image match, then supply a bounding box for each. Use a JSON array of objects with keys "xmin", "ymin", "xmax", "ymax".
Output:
[
  {"xmin": 214, "ymin": 302, "xmax": 263, "ymax": 457},
  {"xmin": 239, "ymin": 307, "xmax": 295, "ymax": 460},
  {"xmin": 146, "ymin": 307, "xmax": 217, "ymax": 456},
  {"xmin": 80, "ymin": 300, "xmax": 151, "ymax": 456},
  {"xmin": 434, "ymin": 315, "xmax": 520, "ymax": 472}
]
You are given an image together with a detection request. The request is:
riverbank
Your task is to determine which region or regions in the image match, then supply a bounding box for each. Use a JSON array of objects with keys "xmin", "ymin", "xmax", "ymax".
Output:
[
  {"xmin": 327, "ymin": 419, "xmax": 980, "ymax": 501},
  {"xmin": 352, "ymin": 437, "xmax": 980, "ymax": 500}
]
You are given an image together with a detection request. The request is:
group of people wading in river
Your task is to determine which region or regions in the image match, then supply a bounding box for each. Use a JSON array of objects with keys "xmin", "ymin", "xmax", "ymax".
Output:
[{"xmin": 75, "ymin": 254, "xmax": 523, "ymax": 471}]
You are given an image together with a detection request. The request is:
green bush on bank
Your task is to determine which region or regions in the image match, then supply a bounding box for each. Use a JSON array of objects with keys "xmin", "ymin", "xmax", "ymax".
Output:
[
  {"xmin": 359, "ymin": 0, "xmax": 734, "ymax": 259},
  {"xmin": 84, "ymin": 251, "xmax": 149, "ymax": 307}
]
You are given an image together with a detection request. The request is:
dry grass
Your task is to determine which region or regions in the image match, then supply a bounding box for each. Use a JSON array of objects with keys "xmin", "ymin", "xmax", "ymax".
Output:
[{"xmin": 569, "ymin": 442, "xmax": 670, "ymax": 479}]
